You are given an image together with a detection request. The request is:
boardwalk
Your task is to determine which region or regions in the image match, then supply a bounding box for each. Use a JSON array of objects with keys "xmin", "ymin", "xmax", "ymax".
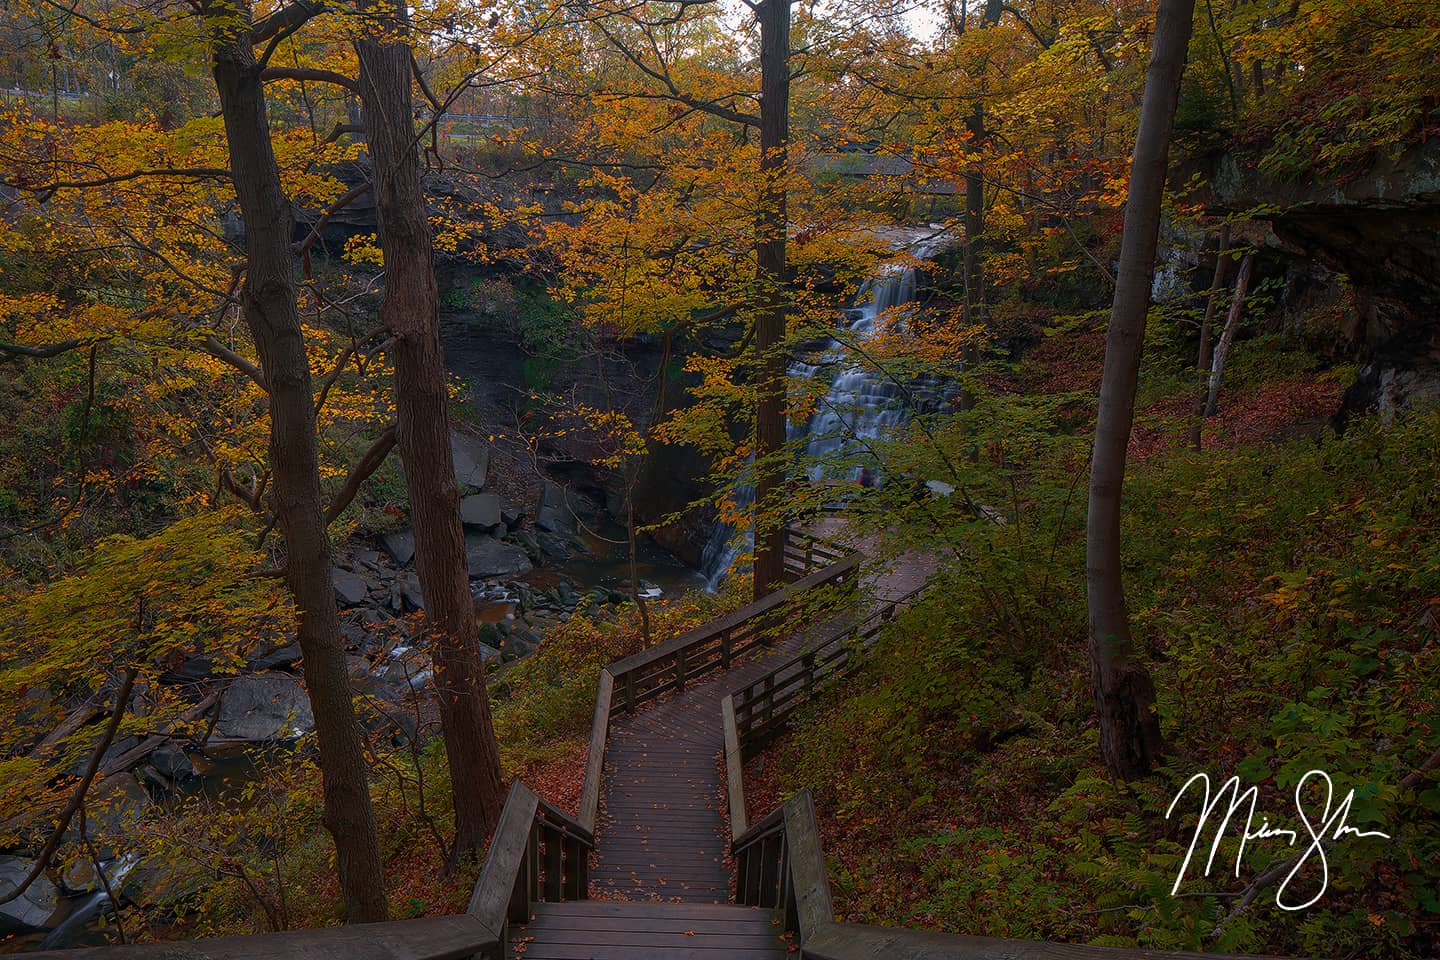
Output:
[
  {"xmin": 589, "ymin": 621, "xmax": 832, "ymax": 902},
  {"xmin": 510, "ymin": 525, "xmax": 934, "ymax": 955}
]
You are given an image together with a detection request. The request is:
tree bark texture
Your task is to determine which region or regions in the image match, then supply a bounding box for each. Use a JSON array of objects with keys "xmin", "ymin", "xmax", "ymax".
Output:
[
  {"xmin": 355, "ymin": 20, "xmax": 506, "ymax": 852},
  {"xmin": 1084, "ymin": 0, "xmax": 1195, "ymax": 781},
  {"xmin": 207, "ymin": 0, "xmax": 388, "ymax": 920},
  {"xmin": 751, "ymin": 0, "xmax": 791, "ymax": 602}
]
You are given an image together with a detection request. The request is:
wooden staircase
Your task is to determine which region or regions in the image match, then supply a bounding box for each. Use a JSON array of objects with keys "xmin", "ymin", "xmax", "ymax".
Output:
[{"xmin": 507, "ymin": 901, "xmax": 788, "ymax": 959}]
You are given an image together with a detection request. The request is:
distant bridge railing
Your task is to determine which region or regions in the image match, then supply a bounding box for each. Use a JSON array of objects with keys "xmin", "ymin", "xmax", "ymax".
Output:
[{"xmin": 724, "ymin": 582, "xmax": 925, "ymax": 767}]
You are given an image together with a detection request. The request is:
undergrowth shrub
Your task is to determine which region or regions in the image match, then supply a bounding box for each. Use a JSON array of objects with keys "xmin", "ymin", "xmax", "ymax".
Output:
[{"xmin": 771, "ymin": 408, "xmax": 1440, "ymax": 958}]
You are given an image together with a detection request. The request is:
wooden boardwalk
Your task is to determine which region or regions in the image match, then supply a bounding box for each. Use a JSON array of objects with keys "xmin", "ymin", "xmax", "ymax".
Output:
[
  {"xmin": 588, "ymin": 627, "xmax": 822, "ymax": 902},
  {"xmin": 509, "ymin": 527, "xmax": 933, "ymax": 955}
]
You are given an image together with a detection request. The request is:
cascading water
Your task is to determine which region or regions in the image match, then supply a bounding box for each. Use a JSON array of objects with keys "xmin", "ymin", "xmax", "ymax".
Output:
[{"xmin": 699, "ymin": 237, "xmax": 941, "ymax": 589}]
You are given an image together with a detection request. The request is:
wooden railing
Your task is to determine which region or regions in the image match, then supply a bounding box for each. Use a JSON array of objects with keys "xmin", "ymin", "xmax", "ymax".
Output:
[
  {"xmin": 781, "ymin": 527, "xmax": 849, "ymax": 579},
  {"xmin": 467, "ymin": 782, "xmax": 594, "ymax": 956},
  {"xmin": 606, "ymin": 534, "xmax": 859, "ymax": 717},
  {"xmin": 725, "ymin": 583, "xmax": 924, "ymax": 762}
]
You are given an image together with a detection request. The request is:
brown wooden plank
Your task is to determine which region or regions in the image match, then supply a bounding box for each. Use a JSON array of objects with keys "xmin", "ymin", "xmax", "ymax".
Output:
[
  {"xmin": 577, "ymin": 668, "xmax": 613, "ymax": 833},
  {"xmin": 468, "ymin": 782, "xmax": 540, "ymax": 927}
]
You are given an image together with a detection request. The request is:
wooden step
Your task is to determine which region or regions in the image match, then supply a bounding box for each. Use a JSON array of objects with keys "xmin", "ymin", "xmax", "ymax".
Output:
[{"xmin": 509, "ymin": 901, "xmax": 790, "ymax": 959}]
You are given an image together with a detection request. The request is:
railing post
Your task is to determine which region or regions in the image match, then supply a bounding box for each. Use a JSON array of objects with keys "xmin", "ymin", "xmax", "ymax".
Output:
[
  {"xmin": 676, "ymin": 646, "xmax": 687, "ymax": 692},
  {"xmin": 507, "ymin": 833, "xmax": 531, "ymax": 926},
  {"xmin": 720, "ymin": 628, "xmax": 731, "ymax": 669},
  {"xmin": 563, "ymin": 837, "xmax": 584, "ymax": 900},
  {"xmin": 543, "ymin": 826, "xmax": 563, "ymax": 901},
  {"xmin": 527, "ymin": 822, "xmax": 541, "ymax": 905},
  {"xmin": 625, "ymin": 670, "xmax": 636, "ymax": 714}
]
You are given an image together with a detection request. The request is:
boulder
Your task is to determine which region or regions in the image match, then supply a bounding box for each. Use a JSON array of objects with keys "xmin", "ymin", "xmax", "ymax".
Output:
[
  {"xmin": 347, "ymin": 655, "xmax": 378, "ymax": 695},
  {"xmin": 215, "ymin": 674, "xmax": 313, "ymax": 741},
  {"xmin": 351, "ymin": 549, "xmax": 383, "ymax": 570},
  {"xmin": 248, "ymin": 644, "xmax": 300, "ymax": 671},
  {"xmin": 537, "ymin": 532, "xmax": 572, "ymax": 561},
  {"xmin": 451, "ymin": 433, "xmax": 489, "ymax": 490},
  {"xmin": 160, "ymin": 653, "xmax": 216, "ymax": 684},
  {"xmin": 465, "ymin": 537, "xmax": 533, "ymax": 579},
  {"xmin": 332, "ymin": 568, "xmax": 370, "ymax": 607},
  {"xmin": 380, "ymin": 652, "xmax": 432, "ymax": 689},
  {"xmin": 459, "ymin": 493, "xmax": 503, "ymax": 529},
  {"xmin": 397, "ymin": 573, "xmax": 425, "ymax": 611},
  {"xmin": 511, "ymin": 530, "xmax": 542, "ymax": 562},
  {"xmin": 534, "ymin": 481, "xmax": 574, "ymax": 533},
  {"xmin": 0, "ymin": 857, "xmax": 59, "ymax": 933},
  {"xmin": 149, "ymin": 744, "xmax": 194, "ymax": 781},
  {"xmin": 381, "ymin": 529, "xmax": 416, "ymax": 566},
  {"xmin": 500, "ymin": 508, "xmax": 525, "ymax": 530}
]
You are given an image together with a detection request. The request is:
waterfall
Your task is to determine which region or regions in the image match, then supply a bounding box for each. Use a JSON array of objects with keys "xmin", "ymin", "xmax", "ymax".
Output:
[{"xmin": 699, "ymin": 237, "xmax": 941, "ymax": 589}]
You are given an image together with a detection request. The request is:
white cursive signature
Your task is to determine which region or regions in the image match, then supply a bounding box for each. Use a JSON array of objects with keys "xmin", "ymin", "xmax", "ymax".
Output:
[{"xmin": 1165, "ymin": 768, "xmax": 1390, "ymax": 911}]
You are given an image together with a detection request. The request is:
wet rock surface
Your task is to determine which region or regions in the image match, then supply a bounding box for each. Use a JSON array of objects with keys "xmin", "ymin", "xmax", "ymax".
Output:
[
  {"xmin": 215, "ymin": 674, "xmax": 313, "ymax": 742},
  {"xmin": 0, "ymin": 857, "xmax": 59, "ymax": 932}
]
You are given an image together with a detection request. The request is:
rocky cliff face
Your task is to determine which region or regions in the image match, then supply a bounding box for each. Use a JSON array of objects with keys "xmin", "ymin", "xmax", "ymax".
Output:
[{"xmin": 1203, "ymin": 139, "xmax": 1440, "ymax": 414}]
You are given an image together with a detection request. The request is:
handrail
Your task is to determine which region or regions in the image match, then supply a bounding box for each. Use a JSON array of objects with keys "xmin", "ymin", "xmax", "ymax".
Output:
[
  {"xmin": 467, "ymin": 781, "xmax": 594, "ymax": 952},
  {"xmin": 729, "ymin": 582, "xmax": 925, "ymax": 761},
  {"xmin": 468, "ymin": 782, "xmax": 541, "ymax": 934},
  {"xmin": 576, "ymin": 668, "xmax": 612, "ymax": 833},
  {"xmin": 721, "ymin": 693, "xmax": 748, "ymax": 838},
  {"xmin": 608, "ymin": 551, "xmax": 861, "ymax": 716}
]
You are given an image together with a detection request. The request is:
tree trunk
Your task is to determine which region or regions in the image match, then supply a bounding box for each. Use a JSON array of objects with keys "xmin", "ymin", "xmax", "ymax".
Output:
[
  {"xmin": 1204, "ymin": 252, "xmax": 1254, "ymax": 418},
  {"xmin": 207, "ymin": 0, "xmax": 388, "ymax": 921},
  {"xmin": 751, "ymin": 0, "xmax": 791, "ymax": 602},
  {"xmin": 1189, "ymin": 225, "xmax": 1230, "ymax": 450},
  {"xmin": 962, "ymin": 100, "xmax": 984, "ymax": 327},
  {"xmin": 1084, "ymin": 0, "xmax": 1195, "ymax": 781},
  {"xmin": 960, "ymin": 0, "xmax": 1002, "ymax": 329},
  {"xmin": 355, "ymin": 22, "xmax": 506, "ymax": 853}
]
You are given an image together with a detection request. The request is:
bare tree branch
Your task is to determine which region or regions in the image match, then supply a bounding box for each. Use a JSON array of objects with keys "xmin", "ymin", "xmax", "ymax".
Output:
[
  {"xmin": 324, "ymin": 424, "xmax": 397, "ymax": 524},
  {"xmin": 261, "ymin": 66, "xmax": 358, "ymax": 93},
  {"xmin": 200, "ymin": 334, "xmax": 269, "ymax": 391}
]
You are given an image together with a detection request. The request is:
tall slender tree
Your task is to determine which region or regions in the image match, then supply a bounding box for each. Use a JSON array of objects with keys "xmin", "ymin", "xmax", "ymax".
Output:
[
  {"xmin": 1084, "ymin": 0, "xmax": 1195, "ymax": 780},
  {"xmin": 354, "ymin": 5, "xmax": 507, "ymax": 849},
  {"xmin": 206, "ymin": 0, "xmax": 388, "ymax": 918},
  {"xmin": 751, "ymin": 0, "xmax": 792, "ymax": 601}
]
